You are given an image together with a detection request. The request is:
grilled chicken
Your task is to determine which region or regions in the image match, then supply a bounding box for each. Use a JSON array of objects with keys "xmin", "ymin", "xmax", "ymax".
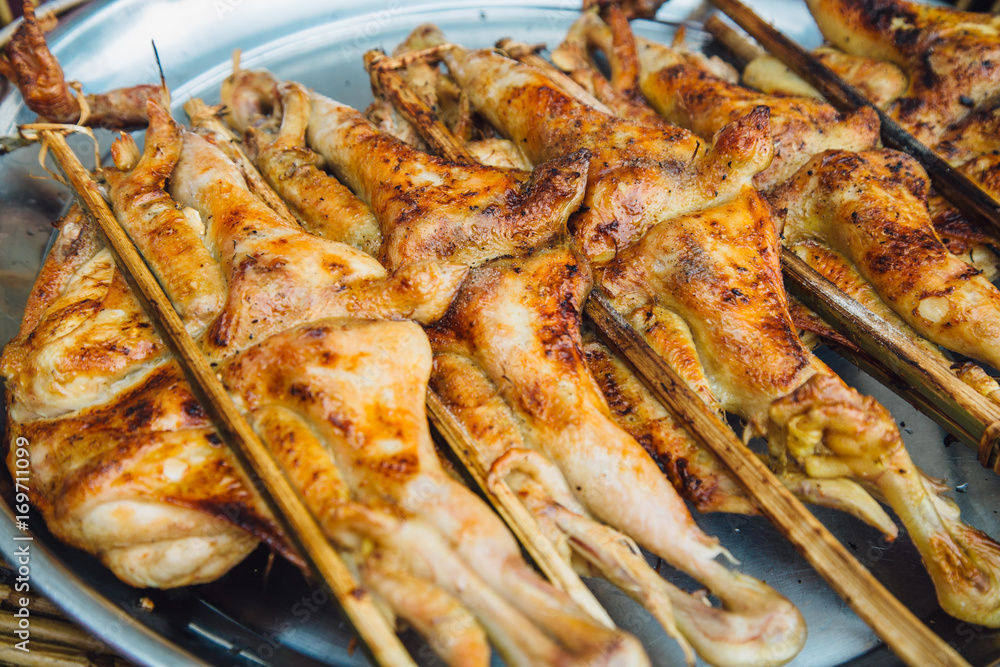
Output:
[
  {"xmin": 220, "ymin": 68, "xmax": 382, "ymax": 254},
  {"xmin": 450, "ymin": 53, "xmax": 773, "ymax": 265},
  {"xmin": 2, "ymin": 99, "xmax": 657, "ymax": 666},
  {"xmin": 553, "ymin": 9, "xmax": 880, "ymax": 191},
  {"xmin": 0, "ymin": 2, "xmax": 167, "ymax": 130},
  {"xmin": 806, "ymin": 0, "xmax": 1000, "ymax": 146},
  {"xmin": 771, "ymin": 149, "xmax": 1000, "ymax": 371},
  {"xmin": 298, "ymin": 80, "xmax": 807, "ymax": 665},
  {"xmin": 442, "ymin": 35, "xmax": 1000, "ymax": 628},
  {"xmin": 570, "ymin": 11, "xmax": 1000, "ymax": 386}
]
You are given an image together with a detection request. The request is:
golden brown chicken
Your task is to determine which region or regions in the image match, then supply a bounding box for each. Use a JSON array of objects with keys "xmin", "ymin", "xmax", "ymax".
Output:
[
  {"xmin": 2, "ymin": 97, "xmax": 654, "ymax": 666},
  {"xmin": 553, "ymin": 8, "xmax": 880, "ymax": 191},
  {"xmin": 771, "ymin": 149, "xmax": 1000, "ymax": 371},
  {"xmin": 442, "ymin": 37, "xmax": 1000, "ymax": 628},
  {"xmin": 290, "ymin": 76, "xmax": 807, "ymax": 666},
  {"xmin": 569, "ymin": 9, "xmax": 1000, "ymax": 390},
  {"xmin": 806, "ymin": 0, "xmax": 1000, "ymax": 146}
]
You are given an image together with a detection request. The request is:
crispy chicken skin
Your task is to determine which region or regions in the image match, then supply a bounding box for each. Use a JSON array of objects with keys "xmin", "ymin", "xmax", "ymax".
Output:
[
  {"xmin": 771, "ymin": 149, "xmax": 1000, "ymax": 370},
  {"xmin": 441, "ymin": 45, "xmax": 774, "ymax": 265},
  {"xmin": 806, "ymin": 0, "xmax": 1000, "ymax": 146},
  {"xmin": 0, "ymin": 3, "xmax": 167, "ymax": 129},
  {"xmin": 555, "ymin": 10, "xmax": 880, "ymax": 191},
  {"xmin": 304, "ymin": 80, "xmax": 806, "ymax": 666}
]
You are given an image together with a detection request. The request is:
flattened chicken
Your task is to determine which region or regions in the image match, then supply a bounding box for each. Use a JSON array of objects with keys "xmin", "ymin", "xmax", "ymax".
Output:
[
  {"xmin": 806, "ymin": 0, "xmax": 1000, "ymax": 146},
  {"xmin": 302, "ymin": 83, "xmax": 806, "ymax": 666},
  {"xmin": 569, "ymin": 11, "xmax": 1000, "ymax": 390},
  {"xmin": 3, "ymin": 99, "xmax": 655, "ymax": 665},
  {"xmin": 443, "ymin": 35, "xmax": 1000, "ymax": 628},
  {"xmin": 552, "ymin": 9, "xmax": 880, "ymax": 191}
]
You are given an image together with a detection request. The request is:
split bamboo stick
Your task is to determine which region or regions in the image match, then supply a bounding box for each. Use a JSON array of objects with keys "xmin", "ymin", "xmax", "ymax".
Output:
[{"xmin": 584, "ymin": 287, "xmax": 970, "ymax": 667}]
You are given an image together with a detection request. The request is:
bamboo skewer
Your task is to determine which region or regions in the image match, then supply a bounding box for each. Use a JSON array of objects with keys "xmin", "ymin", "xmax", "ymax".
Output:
[
  {"xmin": 584, "ymin": 288, "xmax": 970, "ymax": 667},
  {"xmin": 34, "ymin": 128, "xmax": 415, "ymax": 667},
  {"xmin": 425, "ymin": 391, "xmax": 615, "ymax": 626},
  {"xmin": 374, "ymin": 54, "xmax": 969, "ymax": 667},
  {"xmin": 783, "ymin": 250, "xmax": 1000, "ymax": 470},
  {"xmin": 703, "ymin": 14, "xmax": 765, "ymax": 65},
  {"xmin": 709, "ymin": 0, "xmax": 1000, "ymax": 238},
  {"xmin": 365, "ymin": 51, "xmax": 475, "ymax": 164}
]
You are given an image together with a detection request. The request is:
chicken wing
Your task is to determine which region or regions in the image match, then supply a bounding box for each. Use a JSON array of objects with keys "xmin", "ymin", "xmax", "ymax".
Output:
[{"xmin": 442, "ymin": 46, "xmax": 773, "ymax": 264}]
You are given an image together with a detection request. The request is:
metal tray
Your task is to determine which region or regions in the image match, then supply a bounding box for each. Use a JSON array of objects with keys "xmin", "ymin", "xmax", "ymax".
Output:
[{"xmin": 1, "ymin": 0, "xmax": 999, "ymax": 665}]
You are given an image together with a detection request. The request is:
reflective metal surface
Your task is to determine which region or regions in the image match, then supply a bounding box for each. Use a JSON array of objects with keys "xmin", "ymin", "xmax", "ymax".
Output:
[{"xmin": 1, "ymin": 1, "xmax": 999, "ymax": 665}]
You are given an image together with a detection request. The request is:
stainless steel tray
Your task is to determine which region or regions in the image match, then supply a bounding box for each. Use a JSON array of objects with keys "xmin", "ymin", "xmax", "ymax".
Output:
[{"xmin": 1, "ymin": 1, "xmax": 999, "ymax": 665}]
